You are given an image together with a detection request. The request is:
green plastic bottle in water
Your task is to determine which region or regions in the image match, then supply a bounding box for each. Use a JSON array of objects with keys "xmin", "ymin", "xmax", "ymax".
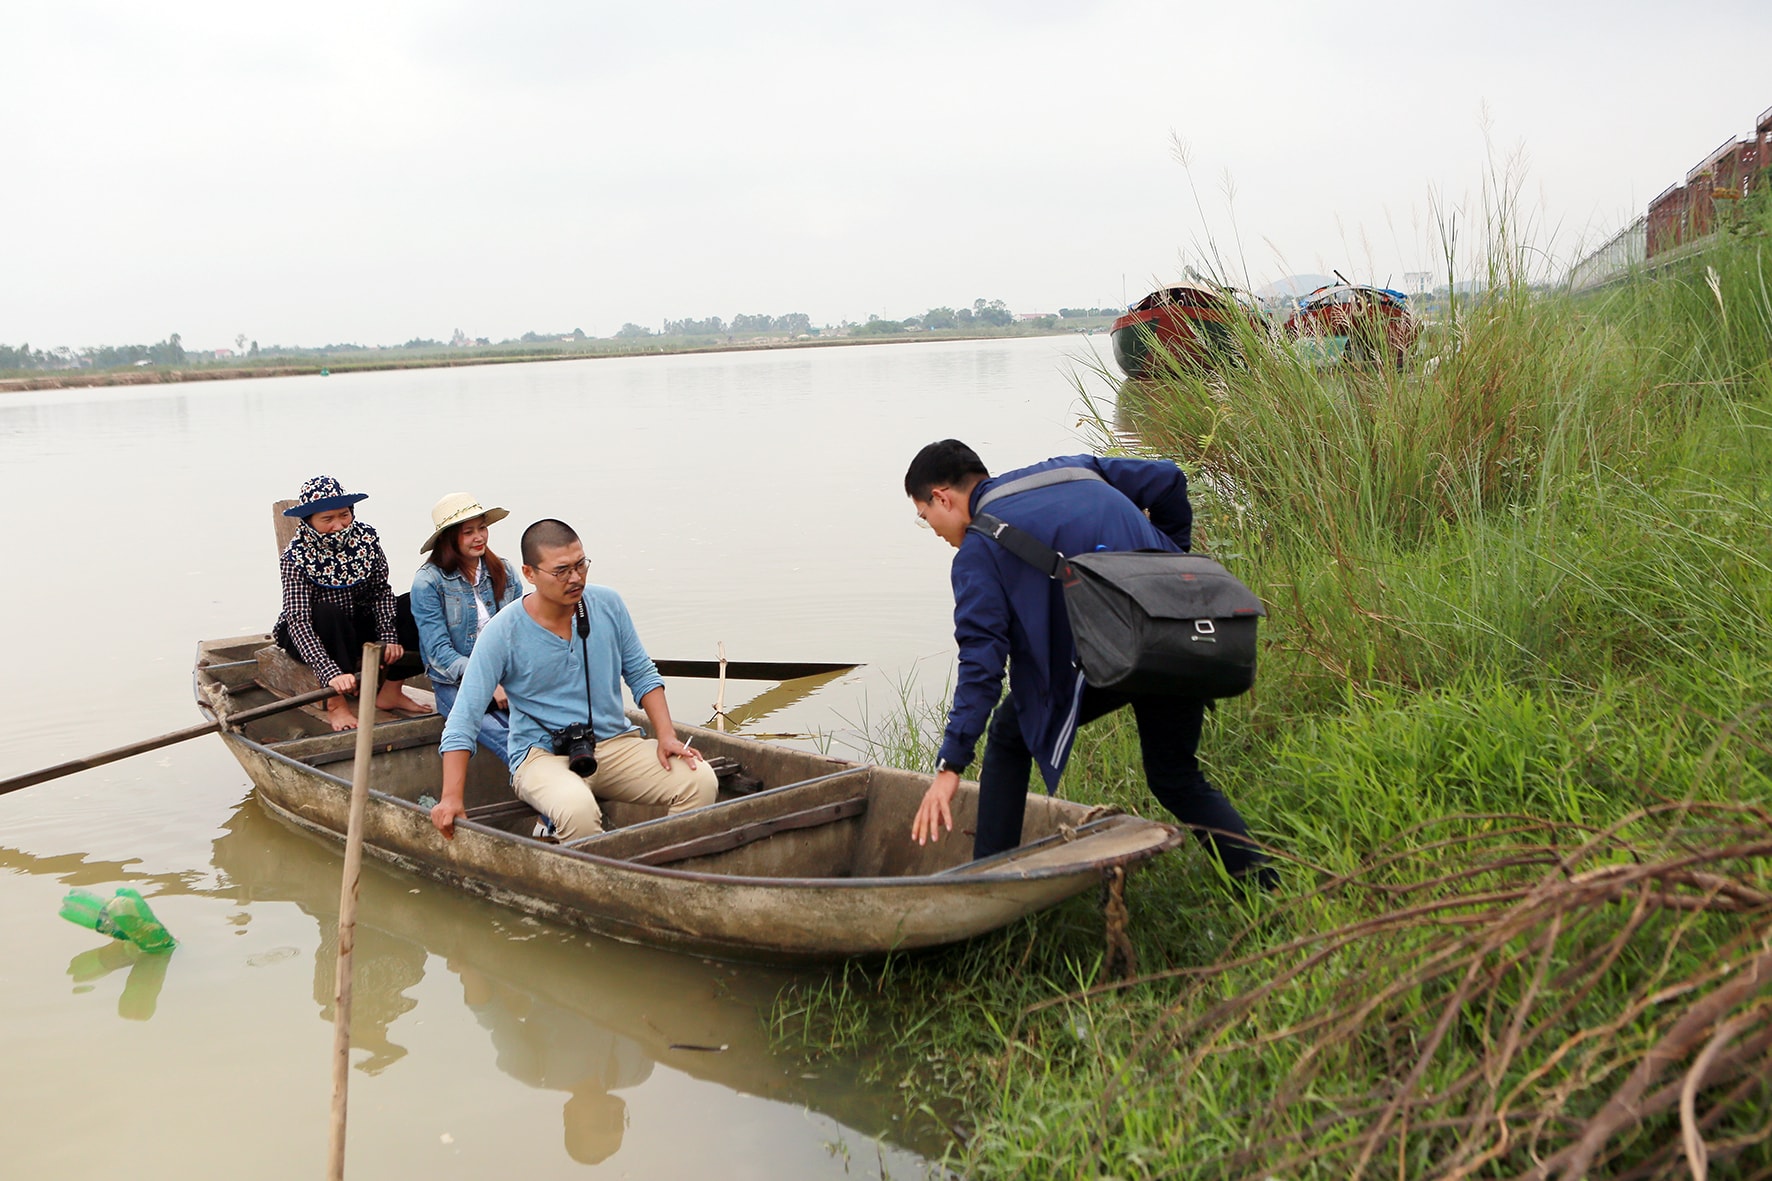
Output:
[{"xmin": 59, "ymin": 887, "xmax": 177, "ymax": 953}]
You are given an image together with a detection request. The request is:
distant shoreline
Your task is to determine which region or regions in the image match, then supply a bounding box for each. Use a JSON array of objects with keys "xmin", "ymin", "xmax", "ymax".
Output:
[{"xmin": 0, "ymin": 327, "xmax": 1108, "ymax": 394}]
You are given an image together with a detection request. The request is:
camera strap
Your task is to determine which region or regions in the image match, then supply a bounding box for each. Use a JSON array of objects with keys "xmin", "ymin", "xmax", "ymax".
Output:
[{"xmin": 576, "ymin": 601, "xmax": 594, "ymax": 744}]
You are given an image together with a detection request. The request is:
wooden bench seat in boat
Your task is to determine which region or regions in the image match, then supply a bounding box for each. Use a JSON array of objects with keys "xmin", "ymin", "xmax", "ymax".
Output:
[{"xmin": 566, "ymin": 768, "xmax": 874, "ymax": 878}]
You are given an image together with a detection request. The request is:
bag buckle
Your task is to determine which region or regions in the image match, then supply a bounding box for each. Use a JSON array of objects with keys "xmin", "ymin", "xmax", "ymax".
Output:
[{"xmin": 1194, "ymin": 619, "xmax": 1216, "ymax": 635}]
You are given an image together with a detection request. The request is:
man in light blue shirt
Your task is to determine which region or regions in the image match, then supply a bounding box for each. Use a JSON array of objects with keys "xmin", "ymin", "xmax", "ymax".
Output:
[{"xmin": 429, "ymin": 519, "xmax": 716, "ymax": 841}]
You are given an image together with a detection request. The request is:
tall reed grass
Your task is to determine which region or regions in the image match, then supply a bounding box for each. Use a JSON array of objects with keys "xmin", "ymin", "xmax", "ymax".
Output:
[{"xmin": 774, "ymin": 192, "xmax": 1772, "ymax": 1179}]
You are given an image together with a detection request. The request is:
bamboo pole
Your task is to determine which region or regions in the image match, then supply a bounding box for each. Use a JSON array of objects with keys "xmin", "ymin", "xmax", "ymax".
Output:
[
  {"xmin": 326, "ymin": 645, "xmax": 381, "ymax": 1181},
  {"xmin": 714, "ymin": 641, "xmax": 728, "ymax": 732}
]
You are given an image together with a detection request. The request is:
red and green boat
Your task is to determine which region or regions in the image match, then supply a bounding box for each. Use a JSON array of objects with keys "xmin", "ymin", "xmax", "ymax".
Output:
[
  {"xmin": 1110, "ymin": 283, "xmax": 1262, "ymax": 380},
  {"xmin": 1282, "ymin": 282, "xmax": 1419, "ymax": 368}
]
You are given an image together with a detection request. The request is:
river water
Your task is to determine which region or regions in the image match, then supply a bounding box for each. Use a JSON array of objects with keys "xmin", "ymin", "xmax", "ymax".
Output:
[{"xmin": 0, "ymin": 336, "xmax": 1119, "ymax": 1179}]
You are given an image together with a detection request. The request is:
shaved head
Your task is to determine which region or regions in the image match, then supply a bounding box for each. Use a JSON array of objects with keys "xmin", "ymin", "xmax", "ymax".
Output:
[{"xmin": 521, "ymin": 518, "xmax": 580, "ymax": 566}]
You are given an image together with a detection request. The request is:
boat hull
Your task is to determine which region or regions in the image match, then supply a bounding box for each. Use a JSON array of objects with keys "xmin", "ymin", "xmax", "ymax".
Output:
[
  {"xmin": 1110, "ymin": 304, "xmax": 1242, "ymax": 380},
  {"xmin": 198, "ymin": 636, "xmax": 1183, "ymax": 962}
]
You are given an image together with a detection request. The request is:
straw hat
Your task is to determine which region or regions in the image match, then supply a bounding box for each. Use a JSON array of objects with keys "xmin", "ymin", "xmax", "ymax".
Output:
[
  {"xmin": 419, "ymin": 492, "xmax": 510, "ymax": 553},
  {"xmin": 282, "ymin": 475, "xmax": 368, "ymax": 518}
]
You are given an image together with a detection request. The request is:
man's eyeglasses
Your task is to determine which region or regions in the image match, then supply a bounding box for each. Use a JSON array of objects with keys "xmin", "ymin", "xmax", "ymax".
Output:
[{"xmin": 538, "ymin": 558, "xmax": 590, "ymax": 581}]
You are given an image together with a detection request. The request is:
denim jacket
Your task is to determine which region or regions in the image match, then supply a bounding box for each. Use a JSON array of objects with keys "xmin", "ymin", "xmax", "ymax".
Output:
[{"xmin": 409, "ymin": 557, "xmax": 525, "ymax": 686}]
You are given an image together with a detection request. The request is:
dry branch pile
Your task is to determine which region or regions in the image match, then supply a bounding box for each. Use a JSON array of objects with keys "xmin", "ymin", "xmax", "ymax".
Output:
[{"xmin": 1042, "ymin": 804, "xmax": 1772, "ymax": 1179}]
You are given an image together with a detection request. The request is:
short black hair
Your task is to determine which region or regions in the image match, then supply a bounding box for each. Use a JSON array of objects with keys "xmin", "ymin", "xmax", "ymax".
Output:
[
  {"xmin": 904, "ymin": 439, "xmax": 989, "ymax": 502},
  {"xmin": 521, "ymin": 518, "xmax": 580, "ymax": 567}
]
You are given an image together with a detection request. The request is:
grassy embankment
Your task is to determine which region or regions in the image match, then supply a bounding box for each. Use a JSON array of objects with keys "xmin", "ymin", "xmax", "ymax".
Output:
[{"xmin": 772, "ymin": 198, "xmax": 1772, "ymax": 1178}]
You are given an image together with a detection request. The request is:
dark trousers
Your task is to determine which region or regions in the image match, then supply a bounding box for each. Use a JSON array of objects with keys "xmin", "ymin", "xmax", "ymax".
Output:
[
  {"xmin": 276, "ymin": 594, "xmax": 424, "ymax": 683},
  {"xmin": 974, "ymin": 687, "xmax": 1267, "ymax": 878}
]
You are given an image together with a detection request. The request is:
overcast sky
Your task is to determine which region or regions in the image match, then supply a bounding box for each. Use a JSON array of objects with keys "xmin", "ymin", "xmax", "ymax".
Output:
[{"xmin": 5, "ymin": 0, "xmax": 1768, "ymax": 350}]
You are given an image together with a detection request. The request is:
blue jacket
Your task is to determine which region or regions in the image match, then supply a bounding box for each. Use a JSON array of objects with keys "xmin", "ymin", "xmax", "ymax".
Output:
[
  {"xmin": 410, "ymin": 557, "xmax": 525, "ymax": 686},
  {"xmin": 936, "ymin": 454, "xmax": 1193, "ymax": 790}
]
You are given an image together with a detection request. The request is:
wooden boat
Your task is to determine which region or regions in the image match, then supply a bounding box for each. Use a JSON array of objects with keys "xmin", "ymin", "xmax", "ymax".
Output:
[
  {"xmin": 1110, "ymin": 283, "xmax": 1264, "ymax": 380},
  {"xmin": 195, "ymin": 635, "xmax": 1184, "ymax": 962},
  {"xmin": 1283, "ymin": 281, "xmax": 1419, "ymax": 368}
]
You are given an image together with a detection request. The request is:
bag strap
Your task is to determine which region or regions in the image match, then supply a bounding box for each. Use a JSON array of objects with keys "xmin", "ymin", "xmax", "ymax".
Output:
[
  {"xmin": 975, "ymin": 465, "xmax": 1106, "ymax": 511},
  {"xmin": 969, "ymin": 513, "xmax": 1068, "ymax": 579}
]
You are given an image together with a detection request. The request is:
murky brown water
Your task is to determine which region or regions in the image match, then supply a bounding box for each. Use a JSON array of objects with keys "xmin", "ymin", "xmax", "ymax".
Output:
[{"xmin": 0, "ymin": 336, "xmax": 1117, "ymax": 1178}]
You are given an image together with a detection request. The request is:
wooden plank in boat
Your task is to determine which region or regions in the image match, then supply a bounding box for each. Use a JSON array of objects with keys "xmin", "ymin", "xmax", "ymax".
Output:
[
  {"xmin": 939, "ymin": 819, "xmax": 1174, "ymax": 877},
  {"xmin": 609, "ymin": 796, "xmax": 868, "ymax": 867}
]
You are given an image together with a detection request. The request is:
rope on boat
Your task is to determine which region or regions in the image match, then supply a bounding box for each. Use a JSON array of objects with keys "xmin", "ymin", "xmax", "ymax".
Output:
[
  {"xmin": 1102, "ymin": 865, "xmax": 1137, "ymax": 981},
  {"xmin": 1060, "ymin": 803, "xmax": 1125, "ymax": 843},
  {"xmin": 198, "ymin": 681, "xmax": 233, "ymax": 729}
]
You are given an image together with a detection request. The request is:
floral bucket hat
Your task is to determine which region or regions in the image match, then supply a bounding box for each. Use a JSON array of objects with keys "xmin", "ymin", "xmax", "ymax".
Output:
[{"xmin": 283, "ymin": 475, "xmax": 369, "ymax": 519}]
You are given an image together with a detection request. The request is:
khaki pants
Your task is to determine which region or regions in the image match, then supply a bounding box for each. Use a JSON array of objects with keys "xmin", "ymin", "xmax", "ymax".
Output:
[{"xmin": 513, "ymin": 732, "xmax": 718, "ymax": 841}]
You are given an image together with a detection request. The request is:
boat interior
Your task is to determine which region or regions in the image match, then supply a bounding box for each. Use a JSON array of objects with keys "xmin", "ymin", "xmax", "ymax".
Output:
[{"xmin": 197, "ymin": 637, "xmax": 1172, "ymax": 884}]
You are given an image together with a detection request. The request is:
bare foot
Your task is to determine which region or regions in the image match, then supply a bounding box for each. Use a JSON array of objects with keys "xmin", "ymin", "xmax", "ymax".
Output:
[
  {"xmin": 325, "ymin": 696, "xmax": 359, "ymax": 732},
  {"xmin": 375, "ymin": 684, "xmax": 433, "ymax": 717}
]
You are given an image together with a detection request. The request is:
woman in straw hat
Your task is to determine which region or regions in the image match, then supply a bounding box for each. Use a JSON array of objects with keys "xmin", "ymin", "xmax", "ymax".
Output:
[
  {"xmin": 409, "ymin": 492, "xmax": 525, "ymax": 766},
  {"xmin": 273, "ymin": 475, "xmax": 431, "ymax": 731}
]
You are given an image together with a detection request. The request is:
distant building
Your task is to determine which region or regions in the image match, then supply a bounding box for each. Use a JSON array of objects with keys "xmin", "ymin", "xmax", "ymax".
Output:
[{"xmin": 1403, "ymin": 272, "xmax": 1433, "ymax": 296}]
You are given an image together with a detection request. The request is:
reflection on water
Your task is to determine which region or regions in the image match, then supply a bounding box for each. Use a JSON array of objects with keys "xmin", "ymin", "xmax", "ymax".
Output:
[
  {"xmin": 67, "ymin": 941, "xmax": 171, "ymax": 1021},
  {"xmin": 3, "ymin": 792, "xmax": 939, "ymax": 1174},
  {"xmin": 451, "ymin": 961, "xmax": 651, "ymax": 1166}
]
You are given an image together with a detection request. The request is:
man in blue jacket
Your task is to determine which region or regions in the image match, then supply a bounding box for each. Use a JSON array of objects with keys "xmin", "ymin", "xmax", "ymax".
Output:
[{"xmin": 905, "ymin": 439, "xmax": 1270, "ymax": 883}]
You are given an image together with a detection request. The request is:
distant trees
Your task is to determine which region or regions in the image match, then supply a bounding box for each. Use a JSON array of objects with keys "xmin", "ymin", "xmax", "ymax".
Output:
[
  {"xmin": 149, "ymin": 333, "xmax": 186, "ymax": 365},
  {"xmin": 971, "ymin": 298, "xmax": 1013, "ymax": 327},
  {"xmin": 664, "ymin": 316, "xmax": 726, "ymax": 335},
  {"xmin": 0, "ymin": 342, "xmax": 38, "ymax": 371},
  {"xmin": 0, "ymin": 332, "xmax": 187, "ymax": 373},
  {"xmin": 615, "ymin": 323, "xmax": 654, "ymax": 338},
  {"xmin": 670, "ymin": 312, "xmax": 813, "ymax": 336}
]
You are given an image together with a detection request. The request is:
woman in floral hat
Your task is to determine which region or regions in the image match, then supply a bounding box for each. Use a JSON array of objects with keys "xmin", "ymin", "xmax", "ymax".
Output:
[
  {"xmin": 409, "ymin": 492, "xmax": 524, "ymax": 765},
  {"xmin": 273, "ymin": 475, "xmax": 431, "ymax": 731}
]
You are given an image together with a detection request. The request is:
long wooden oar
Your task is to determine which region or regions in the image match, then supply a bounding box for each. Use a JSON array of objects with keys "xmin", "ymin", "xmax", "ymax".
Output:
[
  {"xmin": 0, "ymin": 686, "xmax": 337, "ymax": 797},
  {"xmin": 652, "ymin": 658, "xmax": 859, "ymax": 680}
]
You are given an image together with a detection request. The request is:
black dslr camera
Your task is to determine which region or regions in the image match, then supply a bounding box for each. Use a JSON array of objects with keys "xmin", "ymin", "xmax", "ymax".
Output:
[
  {"xmin": 552, "ymin": 723, "xmax": 598, "ymax": 778},
  {"xmin": 553, "ymin": 600, "xmax": 598, "ymax": 778}
]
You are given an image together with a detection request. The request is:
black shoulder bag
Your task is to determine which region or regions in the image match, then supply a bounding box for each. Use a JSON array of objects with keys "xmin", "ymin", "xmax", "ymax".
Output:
[{"xmin": 968, "ymin": 468, "xmax": 1266, "ymax": 698}]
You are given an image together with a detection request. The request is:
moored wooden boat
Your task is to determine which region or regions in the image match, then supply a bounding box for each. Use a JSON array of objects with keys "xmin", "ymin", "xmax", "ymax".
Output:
[
  {"xmin": 1111, "ymin": 283, "xmax": 1263, "ymax": 380},
  {"xmin": 195, "ymin": 635, "xmax": 1184, "ymax": 962},
  {"xmin": 1283, "ymin": 281, "xmax": 1419, "ymax": 368}
]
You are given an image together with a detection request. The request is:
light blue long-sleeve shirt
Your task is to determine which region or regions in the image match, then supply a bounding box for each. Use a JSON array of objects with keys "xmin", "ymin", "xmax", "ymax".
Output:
[{"xmin": 438, "ymin": 585, "xmax": 665, "ymax": 767}]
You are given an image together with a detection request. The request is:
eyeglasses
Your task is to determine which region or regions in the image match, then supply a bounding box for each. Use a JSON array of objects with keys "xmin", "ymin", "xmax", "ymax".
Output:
[
  {"xmin": 914, "ymin": 513, "xmax": 932, "ymax": 530},
  {"xmin": 537, "ymin": 558, "xmax": 590, "ymax": 581}
]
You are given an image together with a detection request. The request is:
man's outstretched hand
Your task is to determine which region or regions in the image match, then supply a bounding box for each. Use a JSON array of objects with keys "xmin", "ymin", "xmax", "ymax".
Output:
[{"xmin": 911, "ymin": 770, "xmax": 960, "ymax": 846}]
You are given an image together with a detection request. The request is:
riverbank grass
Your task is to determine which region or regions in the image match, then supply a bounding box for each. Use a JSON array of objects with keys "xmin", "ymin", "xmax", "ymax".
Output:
[{"xmin": 774, "ymin": 198, "xmax": 1772, "ymax": 1177}]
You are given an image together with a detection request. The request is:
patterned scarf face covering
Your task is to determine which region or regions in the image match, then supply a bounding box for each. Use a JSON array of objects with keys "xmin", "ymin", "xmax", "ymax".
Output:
[{"xmin": 287, "ymin": 517, "xmax": 381, "ymax": 588}]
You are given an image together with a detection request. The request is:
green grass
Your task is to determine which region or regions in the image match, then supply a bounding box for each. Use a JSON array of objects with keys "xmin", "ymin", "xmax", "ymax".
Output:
[{"xmin": 772, "ymin": 193, "xmax": 1772, "ymax": 1177}]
